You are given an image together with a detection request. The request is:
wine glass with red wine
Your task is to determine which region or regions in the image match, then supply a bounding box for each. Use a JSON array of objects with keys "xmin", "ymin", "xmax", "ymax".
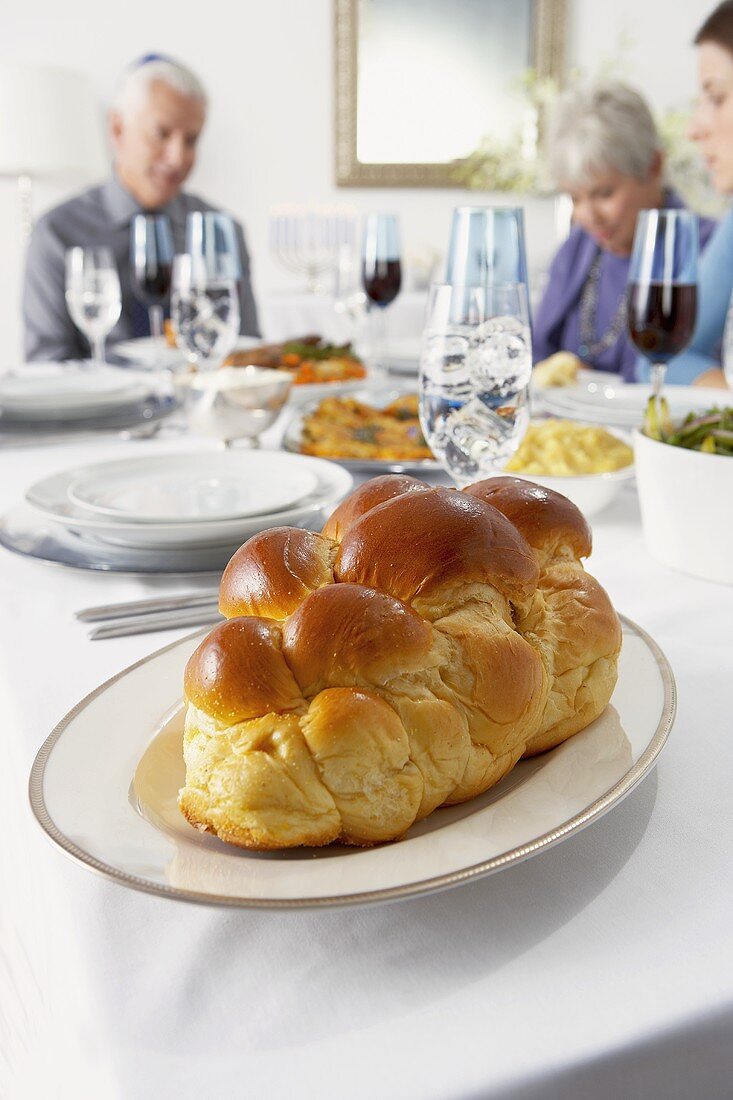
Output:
[
  {"xmin": 130, "ymin": 214, "xmax": 174, "ymax": 342},
  {"xmin": 627, "ymin": 209, "xmax": 698, "ymax": 433},
  {"xmin": 362, "ymin": 213, "xmax": 402, "ymax": 377}
]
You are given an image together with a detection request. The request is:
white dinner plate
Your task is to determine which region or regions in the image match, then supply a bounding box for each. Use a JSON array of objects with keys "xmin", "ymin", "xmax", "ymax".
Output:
[
  {"xmin": 112, "ymin": 336, "xmax": 262, "ymax": 370},
  {"xmin": 539, "ymin": 382, "xmax": 728, "ymax": 429},
  {"xmin": 111, "ymin": 338, "xmax": 187, "ymax": 369},
  {"xmin": 67, "ymin": 453, "xmax": 319, "ymax": 523},
  {"xmin": 0, "ymin": 366, "xmax": 152, "ymax": 419},
  {"xmin": 29, "ymin": 617, "xmax": 674, "ymax": 909},
  {"xmin": 25, "ymin": 452, "xmax": 352, "ymax": 549}
]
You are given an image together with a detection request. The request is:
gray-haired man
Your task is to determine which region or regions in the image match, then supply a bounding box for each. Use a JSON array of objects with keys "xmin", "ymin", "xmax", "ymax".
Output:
[{"xmin": 23, "ymin": 56, "xmax": 259, "ymax": 362}]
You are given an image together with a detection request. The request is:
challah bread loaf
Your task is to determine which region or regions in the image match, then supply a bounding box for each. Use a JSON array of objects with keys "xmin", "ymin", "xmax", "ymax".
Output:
[
  {"xmin": 464, "ymin": 477, "xmax": 622, "ymax": 755},
  {"xmin": 178, "ymin": 474, "xmax": 620, "ymax": 848}
]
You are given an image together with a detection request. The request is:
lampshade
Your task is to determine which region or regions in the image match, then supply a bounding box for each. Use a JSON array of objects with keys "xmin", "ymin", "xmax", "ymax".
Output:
[{"xmin": 0, "ymin": 63, "xmax": 106, "ymax": 179}]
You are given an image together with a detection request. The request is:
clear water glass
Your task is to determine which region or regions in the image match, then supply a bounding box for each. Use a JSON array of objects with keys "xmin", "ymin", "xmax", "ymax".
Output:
[
  {"xmin": 65, "ymin": 247, "xmax": 122, "ymax": 364},
  {"xmin": 185, "ymin": 211, "xmax": 242, "ymax": 283},
  {"xmin": 171, "ymin": 254, "xmax": 240, "ymax": 372},
  {"xmin": 445, "ymin": 207, "xmax": 529, "ymax": 291},
  {"xmin": 419, "ymin": 283, "xmax": 532, "ymax": 486}
]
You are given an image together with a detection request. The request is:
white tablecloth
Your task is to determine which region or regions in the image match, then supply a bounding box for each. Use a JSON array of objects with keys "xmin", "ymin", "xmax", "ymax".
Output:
[{"xmin": 2, "ymin": 426, "xmax": 733, "ymax": 1100}]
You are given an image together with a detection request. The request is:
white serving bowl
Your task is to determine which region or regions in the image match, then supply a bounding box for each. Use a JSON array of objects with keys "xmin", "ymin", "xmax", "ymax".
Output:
[
  {"xmin": 507, "ymin": 464, "xmax": 635, "ymax": 518},
  {"xmin": 503, "ymin": 425, "xmax": 635, "ymax": 518},
  {"xmin": 633, "ymin": 428, "xmax": 733, "ymax": 585}
]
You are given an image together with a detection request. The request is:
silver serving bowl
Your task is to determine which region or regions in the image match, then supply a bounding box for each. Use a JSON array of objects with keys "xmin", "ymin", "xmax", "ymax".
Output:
[{"xmin": 176, "ymin": 366, "xmax": 293, "ymax": 446}]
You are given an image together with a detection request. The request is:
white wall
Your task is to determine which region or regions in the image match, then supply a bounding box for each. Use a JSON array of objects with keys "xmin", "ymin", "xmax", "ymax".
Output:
[{"xmin": 0, "ymin": 0, "xmax": 715, "ymax": 359}]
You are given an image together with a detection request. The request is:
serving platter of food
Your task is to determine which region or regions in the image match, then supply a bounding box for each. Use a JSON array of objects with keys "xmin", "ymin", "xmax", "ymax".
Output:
[
  {"xmin": 224, "ymin": 334, "xmax": 364, "ymax": 383},
  {"xmin": 30, "ymin": 475, "xmax": 675, "ymax": 908},
  {"xmin": 282, "ymin": 390, "xmax": 442, "ymax": 473},
  {"xmin": 113, "ymin": 332, "xmax": 368, "ymax": 399}
]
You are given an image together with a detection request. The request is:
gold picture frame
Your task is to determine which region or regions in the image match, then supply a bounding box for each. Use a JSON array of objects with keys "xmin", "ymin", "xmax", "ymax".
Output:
[{"xmin": 334, "ymin": 0, "xmax": 567, "ymax": 188}]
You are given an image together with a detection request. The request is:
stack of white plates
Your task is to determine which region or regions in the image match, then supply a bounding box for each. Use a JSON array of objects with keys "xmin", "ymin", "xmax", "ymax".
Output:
[
  {"xmin": 539, "ymin": 380, "xmax": 728, "ymax": 431},
  {"xmin": 9, "ymin": 450, "xmax": 352, "ymax": 574},
  {"xmin": 0, "ymin": 365, "xmax": 172, "ymax": 434}
]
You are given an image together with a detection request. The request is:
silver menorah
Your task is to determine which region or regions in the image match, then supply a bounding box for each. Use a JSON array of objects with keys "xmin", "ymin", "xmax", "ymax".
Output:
[{"xmin": 269, "ymin": 204, "xmax": 357, "ymax": 294}]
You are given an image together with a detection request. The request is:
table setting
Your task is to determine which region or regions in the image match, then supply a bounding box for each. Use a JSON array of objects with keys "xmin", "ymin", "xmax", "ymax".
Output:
[{"xmin": 5, "ymin": 197, "xmax": 733, "ymax": 1100}]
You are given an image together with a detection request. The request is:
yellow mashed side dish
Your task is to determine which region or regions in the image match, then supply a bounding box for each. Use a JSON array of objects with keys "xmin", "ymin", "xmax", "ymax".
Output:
[{"xmin": 505, "ymin": 420, "xmax": 633, "ymax": 476}]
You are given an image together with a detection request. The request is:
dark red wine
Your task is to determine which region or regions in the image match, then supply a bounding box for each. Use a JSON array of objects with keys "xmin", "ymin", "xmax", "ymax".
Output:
[
  {"xmin": 627, "ymin": 282, "xmax": 697, "ymax": 361},
  {"xmin": 363, "ymin": 259, "xmax": 401, "ymax": 307},
  {"xmin": 133, "ymin": 261, "xmax": 173, "ymax": 305}
]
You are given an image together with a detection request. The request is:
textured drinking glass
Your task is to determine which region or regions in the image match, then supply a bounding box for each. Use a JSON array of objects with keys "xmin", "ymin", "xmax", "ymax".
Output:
[
  {"xmin": 627, "ymin": 209, "xmax": 698, "ymax": 418},
  {"xmin": 446, "ymin": 207, "xmax": 530, "ymax": 292},
  {"xmin": 362, "ymin": 213, "xmax": 402, "ymax": 376},
  {"xmin": 65, "ymin": 247, "xmax": 122, "ymax": 364},
  {"xmin": 170, "ymin": 254, "xmax": 240, "ymax": 372},
  {"xmin": 419, "ymin": 283, "xmax": 532, "ymax": 486},
  {"xmin": 185, "ymin": 211, "xmax": 242, "ymax": 282},
  {"xmin": 130, "ymin": 214, "xmax": 174, "ymax": 340}
]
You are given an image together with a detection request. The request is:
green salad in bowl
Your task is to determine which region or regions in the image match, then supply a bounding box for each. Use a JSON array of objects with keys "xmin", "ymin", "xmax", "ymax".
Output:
[{"xmin": 645, "ymin": 403, "xmax": 733, "ymax": 454}]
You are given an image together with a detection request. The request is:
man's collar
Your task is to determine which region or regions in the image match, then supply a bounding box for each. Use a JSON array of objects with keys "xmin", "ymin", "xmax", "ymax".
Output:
[
  {"xmin": 102, "ymin": 173, "xmax": 188, "ymax": 227},
  {"xmin": 102, "ymin": 174, "xmax": 143, "ymax": 227}
]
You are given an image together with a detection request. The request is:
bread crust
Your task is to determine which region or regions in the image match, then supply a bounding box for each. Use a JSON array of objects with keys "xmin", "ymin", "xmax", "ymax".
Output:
[{"xmin": 219, "ymin": 527, "xmax": 337, "ymax": 620}]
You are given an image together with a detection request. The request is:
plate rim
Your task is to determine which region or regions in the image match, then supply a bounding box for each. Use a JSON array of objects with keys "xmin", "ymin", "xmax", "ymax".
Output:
[
  {"xmin": 66, "ymin": 455, "xmax": 320, "ymax": 524},
  {"xmin": 28, "ymin": 614, "xmax": 676, "ymax": 911}
]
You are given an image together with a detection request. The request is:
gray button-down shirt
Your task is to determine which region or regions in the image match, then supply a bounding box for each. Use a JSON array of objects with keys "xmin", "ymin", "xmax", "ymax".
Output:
[{"xmin": 22, "ymin": 175, "xmax": 260, "ymax": 362}]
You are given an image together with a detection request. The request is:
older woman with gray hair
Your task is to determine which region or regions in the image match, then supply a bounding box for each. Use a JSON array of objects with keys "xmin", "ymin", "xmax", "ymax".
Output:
[
  {"xmin": 533, "ymin": 81, "xmax": 715, "ymax": 380},
  {"xmin": 23, "ymin": 54, "xmax": 259, "ymax": 362}
]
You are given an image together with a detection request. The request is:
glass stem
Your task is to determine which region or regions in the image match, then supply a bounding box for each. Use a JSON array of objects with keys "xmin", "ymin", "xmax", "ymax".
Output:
[
  {"xmin": 149, "ymin": 304, "xmax": 164, "ymax": 340},
  {"xmin": 651, "ymin": 362, "xmax": 666, "ymax": 399},
  {"xmin": 370, "ymin": 305, "xmax": 387, "ymax": 382},
  {"xmin": 92, "ymin": 336, "xmax": 106, "ymax": 365}
]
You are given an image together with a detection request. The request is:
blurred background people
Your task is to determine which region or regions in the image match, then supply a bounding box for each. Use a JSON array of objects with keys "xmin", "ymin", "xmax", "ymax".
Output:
[
  {"xmin": 22, "ymin": 55, "xmax": 259, "ymax": 363},
  {"xmin": 662, "ymin": 0, "xmax": 733, "ymax": 387},
  {"xmin": 533, "ymin": 81, "xmax": 716, "ymax": 381}
]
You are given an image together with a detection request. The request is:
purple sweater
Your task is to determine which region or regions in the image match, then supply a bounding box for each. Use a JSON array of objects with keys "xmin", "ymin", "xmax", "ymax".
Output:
[{"xmin": 533, "ymin": 193, "xmax": 716, "ymax": 380}]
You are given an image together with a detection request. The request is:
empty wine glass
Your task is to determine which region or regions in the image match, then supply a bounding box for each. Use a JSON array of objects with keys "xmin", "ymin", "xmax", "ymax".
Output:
[
  {"xmin": 627, "ymin": 209, "xmax": 698, "ymax": 434},
  {"xmin": 170, "ymin": 254, "xmax": 240, "ymax": 372},
  {"xmin": 419, "ymin": 283, "xmax": 532, "ymax": 486},
  {"xmin": 362, "ymin": 213, "xmax": 402, "ymax": 378},
  {"xmin": 130, "ymin": 214, "xmax": 174, "ymax": 341},
  {"xmin": 65, "ymin": 247, "xmax": 122, "ymax": 364}
]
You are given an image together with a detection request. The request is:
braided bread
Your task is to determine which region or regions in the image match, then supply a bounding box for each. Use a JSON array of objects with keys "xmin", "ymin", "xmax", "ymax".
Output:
[{"xmin": 179, "ymin": 475, "xmax": 621, "ymax": 848}]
